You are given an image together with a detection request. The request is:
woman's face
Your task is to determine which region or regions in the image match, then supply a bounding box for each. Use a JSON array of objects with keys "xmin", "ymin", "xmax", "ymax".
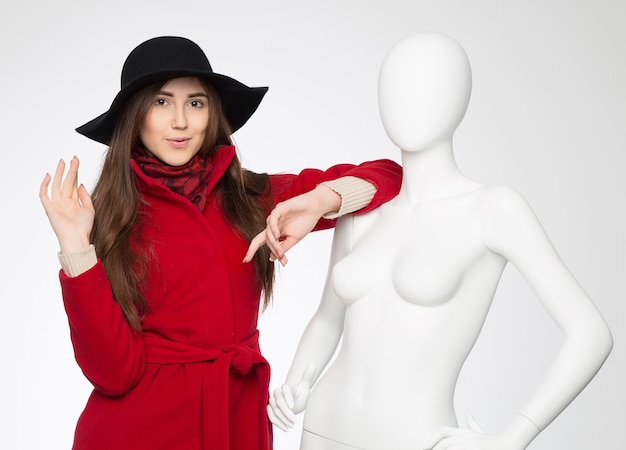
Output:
[{"xmin": 140, "ymin": 77, "xmax": 210, "ymax": 166}]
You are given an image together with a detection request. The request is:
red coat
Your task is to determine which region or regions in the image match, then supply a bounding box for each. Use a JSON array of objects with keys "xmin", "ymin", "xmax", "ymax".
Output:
[{"xmin": 59, "ymin": 146, "xmax": 401, "ymax": 450}]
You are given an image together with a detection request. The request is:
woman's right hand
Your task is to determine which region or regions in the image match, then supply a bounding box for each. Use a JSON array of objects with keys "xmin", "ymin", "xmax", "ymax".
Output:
[
  {"xmin": 267, "ymin": 363, "xmax": 316, "ymax": 432},
  {"xmin": 244, "ymin": 185, "xmax": 342, "ymax": 266},
  {"xmin": 39, "ymin": 157, "xmax": 95, "ymax": 254}
]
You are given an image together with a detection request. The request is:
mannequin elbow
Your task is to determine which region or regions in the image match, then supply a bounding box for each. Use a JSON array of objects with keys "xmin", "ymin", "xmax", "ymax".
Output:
[
  {"xmin": 586, "ymin": 318, "xmax": 613, "ymax": 364},
  {"xmin": 598, "ymin": 325, "xmax": 613, "ymax": 360}
]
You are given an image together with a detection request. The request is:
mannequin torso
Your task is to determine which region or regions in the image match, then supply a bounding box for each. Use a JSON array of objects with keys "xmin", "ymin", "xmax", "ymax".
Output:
[{"xmin": 302, "ymin": 184, "xmax": 523, "ymax": 449}]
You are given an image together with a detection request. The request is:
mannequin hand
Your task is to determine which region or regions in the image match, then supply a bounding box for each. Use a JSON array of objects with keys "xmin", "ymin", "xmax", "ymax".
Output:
[
  {"xmin": 244, "ymin": 185, "xmax": 340, "ymax": 266},
  {"xmin": 424, "ymin": 415, "xmax": 522, "ymax": 450},
  {"xmin": 39, "ymin": 157, "xmax": 95, "ymax": 254},
  {"xmin": 267, "ymin": 363, "xmax": 316, "ymax": 432}
]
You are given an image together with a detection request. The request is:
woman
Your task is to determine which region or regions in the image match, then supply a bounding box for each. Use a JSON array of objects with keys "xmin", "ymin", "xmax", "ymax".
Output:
[
  {"xmin": 39, "ymin": 36, "xmax": 401, "ymax": 450},
  {"xmin": 268, "ymin": 33, "xmax": 613, "ymax": 449}
]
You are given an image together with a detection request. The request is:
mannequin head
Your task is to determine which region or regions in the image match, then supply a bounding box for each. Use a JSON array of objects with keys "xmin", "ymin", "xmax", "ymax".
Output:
[{"xmin": 378, "ymin": 33, "xmax": 472, "ymax": 152}]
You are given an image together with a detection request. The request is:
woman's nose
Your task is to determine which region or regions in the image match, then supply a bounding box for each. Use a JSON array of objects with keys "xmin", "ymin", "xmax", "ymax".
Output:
[{"xmin": 172, "ymin": 106, "xmax": 188, "ymax": 129}]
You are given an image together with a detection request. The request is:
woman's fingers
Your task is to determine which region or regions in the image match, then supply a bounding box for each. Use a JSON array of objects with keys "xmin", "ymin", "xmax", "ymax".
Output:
[
  {"xmin": 243, "ymin": 228, "xmax": 287, "ymax": 266},
  {"xmin": 243, "ymin": 231, "xmax": 266, "ymax": 263},
  {"xmin": 61, "ymin": 156, "xmax": 80, "ymax": 199},
  {"xmin": 262, "ymin": 215, "xmax": 286, "ymax": 261},
  {"xmin": 39, "ymin": 172, "xmax": 52, "ymax": 206},
  {"xmin": 51, "ymin": 159, "xmax": 66, "ymax": 198},
  {"xmin": 48, "ymin": 157, "xmax": 82, "ymax": 201},
  {"xmin": 78, "ymin": 183, "xmax": 94, "ymax": 210},
  {"xmin": 266, "ymin": 208, "xmax": 283, "ymax": 245}
]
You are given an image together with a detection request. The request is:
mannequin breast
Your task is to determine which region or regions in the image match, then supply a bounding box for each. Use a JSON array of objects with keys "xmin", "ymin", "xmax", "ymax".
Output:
[{"xmin": 331, "ymin": 187, "xmax": 495, "ymax": 307}]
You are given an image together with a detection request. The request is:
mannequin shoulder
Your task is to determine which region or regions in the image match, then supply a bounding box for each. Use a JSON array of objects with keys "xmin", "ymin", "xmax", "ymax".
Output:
[
  {"xmin": 333, "ymin": 206, "xmax": 384, "ymax": 250},
  {"xmin": 479, "ymin": 185, "xmax": 546, "ymax": 254},
  {"xmin": 480, "ymin": 185, "xmax": 532, "ymax": 215}
]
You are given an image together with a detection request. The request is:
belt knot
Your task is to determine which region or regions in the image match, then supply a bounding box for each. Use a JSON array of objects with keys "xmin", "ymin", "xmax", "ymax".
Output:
[{"xmin": 221, "ymin": 344, "xmax": 254, "ymax": 374}]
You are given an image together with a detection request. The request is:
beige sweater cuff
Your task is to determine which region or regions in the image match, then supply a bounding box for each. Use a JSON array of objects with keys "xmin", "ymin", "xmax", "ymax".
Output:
[
  {"xmin": 320, "ymin": 176, "xmax": 377, "ymax": 219},
  {"xmin": 58, "ymin": 244, "xmax": 98, "ymax": 277}
]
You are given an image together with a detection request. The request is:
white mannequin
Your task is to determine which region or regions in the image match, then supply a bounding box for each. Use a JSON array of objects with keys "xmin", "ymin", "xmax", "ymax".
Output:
[{"xmin": 267, "ymin": 33, "xmax": 613, "ymax": 450}]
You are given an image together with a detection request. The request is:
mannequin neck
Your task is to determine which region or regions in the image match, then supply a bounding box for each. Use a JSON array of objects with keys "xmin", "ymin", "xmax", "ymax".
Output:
[{"xmin": 397, "ymin": 138, "xmax": 472, "ymax": 204}]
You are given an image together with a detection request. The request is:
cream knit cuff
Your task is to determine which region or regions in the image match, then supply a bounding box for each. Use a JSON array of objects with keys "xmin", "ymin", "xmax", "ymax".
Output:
[
  {"xmin": 320, "ymin": 176, "xmax": 377, "ymax": 219},
  {"xmin": 58, "ymin": 244, "xmax": 98, "ymax": 278}
]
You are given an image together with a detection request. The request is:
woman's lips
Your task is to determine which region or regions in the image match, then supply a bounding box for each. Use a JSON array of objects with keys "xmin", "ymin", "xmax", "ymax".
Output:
[{"xmin": 167, "ymin": 138, "xmax": 190, "ymax": 149}]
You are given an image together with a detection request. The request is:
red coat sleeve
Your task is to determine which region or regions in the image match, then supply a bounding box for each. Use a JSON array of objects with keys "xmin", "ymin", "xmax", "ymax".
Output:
[
  {"xmin": 268, "ymin": 158, "xmax": 402, "ymax": 230},
  {"xmin": 60, "ymin": 262, "xmax": 145, "ymax": 396}
]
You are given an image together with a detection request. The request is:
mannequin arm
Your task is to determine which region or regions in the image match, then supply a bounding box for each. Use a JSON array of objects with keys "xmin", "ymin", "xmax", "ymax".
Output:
[
  {"xmin": 481, "ymin": 186, "xmax": 613, "ymax": 445},
  {"xmin": 268, "ymin": 216, "xmax": 353, "ymax": 431},
  {"xmin": 426, "ymin": 186, "xmax": 612, "ymax": 449}
]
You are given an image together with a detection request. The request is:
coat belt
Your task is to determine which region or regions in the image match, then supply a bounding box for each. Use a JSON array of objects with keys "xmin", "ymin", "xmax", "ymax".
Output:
[{"xmin": 143, "ymin": 331, "xmax": 271, "ymax": 450}]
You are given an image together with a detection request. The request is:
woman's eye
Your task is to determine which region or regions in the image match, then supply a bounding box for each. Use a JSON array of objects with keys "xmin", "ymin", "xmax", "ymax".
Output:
[
  {"xmin": 155, "ymin": 98, "xmax": 168, "ymax": 106},
  {"xmin": 190, "ymin": 100, "xmax": 205, "ymax": 108}
]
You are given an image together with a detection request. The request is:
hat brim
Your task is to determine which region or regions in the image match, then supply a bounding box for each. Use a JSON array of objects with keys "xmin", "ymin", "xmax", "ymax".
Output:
[{"xmin": 76, "ymin": 70, "xmax": 267, "ymax": 145}]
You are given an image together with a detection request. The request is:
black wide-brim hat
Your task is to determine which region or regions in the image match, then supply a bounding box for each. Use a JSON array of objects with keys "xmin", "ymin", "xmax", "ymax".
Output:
[{"xmin": 76, "ymin": 36, "xmax": 268, "ymax": 145}]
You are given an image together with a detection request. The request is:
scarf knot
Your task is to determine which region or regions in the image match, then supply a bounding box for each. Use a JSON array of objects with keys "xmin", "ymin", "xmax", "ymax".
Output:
[{"xmin": 133, "ymin": 148, "xmax": 213, "ymax": 212}]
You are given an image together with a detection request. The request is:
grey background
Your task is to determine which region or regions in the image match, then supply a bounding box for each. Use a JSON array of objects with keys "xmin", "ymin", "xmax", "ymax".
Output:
[{"xmin": 1, "ymin": 1, "xmax": 623, "ymax": 449}]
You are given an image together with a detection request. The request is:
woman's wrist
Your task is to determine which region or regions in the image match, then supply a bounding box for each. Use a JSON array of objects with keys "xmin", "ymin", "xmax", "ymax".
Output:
[
  {"xmin": 58, "ymin": 234, "xmax": 92, "ymax": 256},
  {"xmin": 313, "ymin": 184, "xmax": 342, "ymax": 217}
]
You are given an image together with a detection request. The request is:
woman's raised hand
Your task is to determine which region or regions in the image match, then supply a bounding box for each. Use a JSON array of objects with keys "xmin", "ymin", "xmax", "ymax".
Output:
[{"xmin": 39, "ymin": 157, "xmax": 95, "ymax": 254}]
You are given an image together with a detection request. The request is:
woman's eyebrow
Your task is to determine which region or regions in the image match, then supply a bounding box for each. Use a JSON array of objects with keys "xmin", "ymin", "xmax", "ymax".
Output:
[{"xmin": 157, "ymin": 91, "xmax": 208, "ymax": 98}]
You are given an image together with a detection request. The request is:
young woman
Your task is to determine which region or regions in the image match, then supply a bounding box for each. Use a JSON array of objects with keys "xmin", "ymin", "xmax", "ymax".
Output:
[
  {"xmin": 39, "ymin": 36, "xmax": 401, "ymax": 450},
  {"xmin": 267, "ymin": 33, "xmax": 613, "ymax": 450}
]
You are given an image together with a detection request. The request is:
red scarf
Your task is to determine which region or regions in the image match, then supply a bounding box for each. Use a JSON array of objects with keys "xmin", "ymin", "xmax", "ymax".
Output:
[{"xmin": 133, "ymin": 148, "xmax": 213, "ymax": 212}]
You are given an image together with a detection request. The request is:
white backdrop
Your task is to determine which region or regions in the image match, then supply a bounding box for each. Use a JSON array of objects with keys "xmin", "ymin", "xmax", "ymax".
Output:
[{"xmin": 1, "ymin": 1, "xmax": 624, "ymax": 449}]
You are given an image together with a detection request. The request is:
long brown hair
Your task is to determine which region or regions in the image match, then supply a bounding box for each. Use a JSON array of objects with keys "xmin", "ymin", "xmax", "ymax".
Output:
[{"xmin": 90, "ymin": 78, "xmax": 274, "ymax": 332}]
